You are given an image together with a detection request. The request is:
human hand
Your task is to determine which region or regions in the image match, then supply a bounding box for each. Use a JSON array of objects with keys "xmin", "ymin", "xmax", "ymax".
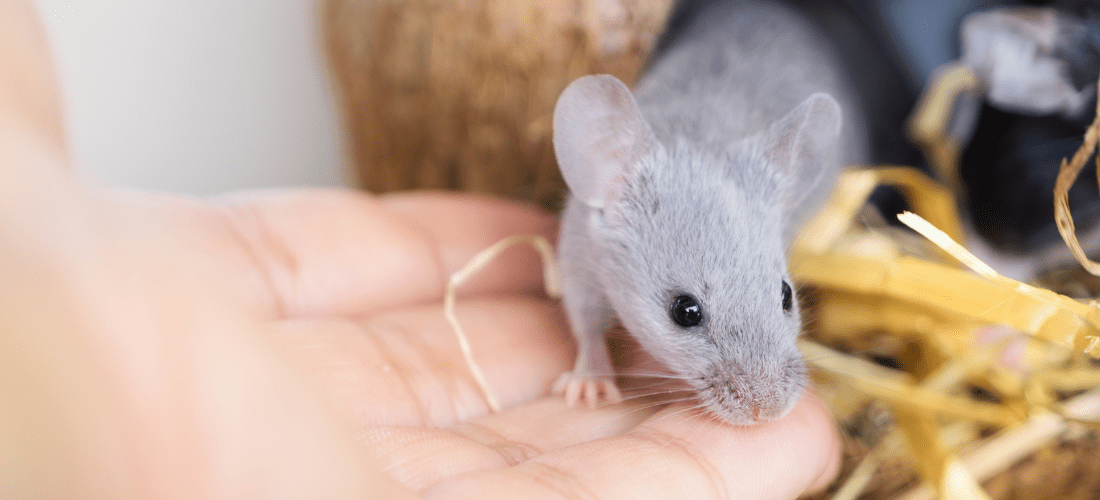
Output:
[{"xmin": 2, "ymin": 185, "xmax": 840, "ymax": 499}]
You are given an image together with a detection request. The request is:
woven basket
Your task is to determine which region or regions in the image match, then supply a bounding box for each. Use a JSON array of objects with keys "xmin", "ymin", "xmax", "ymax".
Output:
[{"xmin": 321, "ymin": 0, "xmax": 675, "ymax": 210}]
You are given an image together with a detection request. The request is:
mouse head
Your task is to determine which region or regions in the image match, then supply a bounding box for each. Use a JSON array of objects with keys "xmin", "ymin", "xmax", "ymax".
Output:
[{"xmin": 553, "ymin": 75, "xmax": 841, "ymax": 425}]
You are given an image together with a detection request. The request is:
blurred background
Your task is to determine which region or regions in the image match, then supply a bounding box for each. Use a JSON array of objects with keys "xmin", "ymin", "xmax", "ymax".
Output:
[{"xmin": 33, "ymin": 0, "xmax": 349, "ymax": 195}]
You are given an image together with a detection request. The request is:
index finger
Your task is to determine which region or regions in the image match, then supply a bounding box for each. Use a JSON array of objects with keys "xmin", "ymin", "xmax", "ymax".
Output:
[
  {"xmin": 213, "ymin": 189, "xmax": 559, "ymax": 318},
  {"xmin": 0, "ymin": 0, "xmax": 67, "ymax": 157}
]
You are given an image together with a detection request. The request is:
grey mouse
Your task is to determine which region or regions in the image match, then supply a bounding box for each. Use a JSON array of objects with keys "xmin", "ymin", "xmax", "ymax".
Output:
[{"xmin": 550, "ymin": 0, "xmax": 868, "ymax": 425}]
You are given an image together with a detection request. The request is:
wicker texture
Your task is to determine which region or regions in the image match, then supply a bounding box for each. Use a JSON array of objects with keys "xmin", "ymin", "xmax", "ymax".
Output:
[{"xmin": 322, "ymin": 0, "xmax": 675, "ymax": 209}]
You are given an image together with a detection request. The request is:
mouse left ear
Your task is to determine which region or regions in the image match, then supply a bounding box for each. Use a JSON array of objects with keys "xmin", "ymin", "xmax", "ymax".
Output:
[
  {"xmin": 553, "ymin": 75, "xmax": 659, "ymax": 209},
  {"xmin": 759, "ymin": 92, "xmax": 842, "ymax": 200}
]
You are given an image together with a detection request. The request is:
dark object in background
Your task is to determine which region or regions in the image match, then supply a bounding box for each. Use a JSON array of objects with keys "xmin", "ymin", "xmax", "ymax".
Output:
[
  {"xmin": 961, "ymin": 102, "xmax": 1099, "ymax": 253},
  {"xmin": 958, "ymin": 2, "xmax": 1100, "ymax": 254}
]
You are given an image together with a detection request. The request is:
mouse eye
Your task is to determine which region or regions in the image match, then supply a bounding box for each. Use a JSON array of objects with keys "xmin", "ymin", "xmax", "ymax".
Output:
[
  {"xmin": 670, "ymin": 294, "xmax": 703, "ymax": 327},
  {"xmin": 782, "ymin": 281, "xmax": 793, "ymax": 313}
]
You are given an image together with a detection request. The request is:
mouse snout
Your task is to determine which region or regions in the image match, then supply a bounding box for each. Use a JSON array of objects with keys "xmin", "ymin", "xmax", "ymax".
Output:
[{"xmin": 702, "ymin": 358, "xmax": 805, "ymax": 425}]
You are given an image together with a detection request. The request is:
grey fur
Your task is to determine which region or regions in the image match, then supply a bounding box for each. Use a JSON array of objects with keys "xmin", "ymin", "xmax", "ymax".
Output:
[{"xmin": 553, "ymin": 0, "xmax": 868, "ymax": 424}]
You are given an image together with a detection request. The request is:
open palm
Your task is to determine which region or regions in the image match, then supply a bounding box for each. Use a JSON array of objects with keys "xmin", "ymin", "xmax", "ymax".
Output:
[{"xmin": 121, "ymin": 189, "xmax": 841, "ymax": 498}]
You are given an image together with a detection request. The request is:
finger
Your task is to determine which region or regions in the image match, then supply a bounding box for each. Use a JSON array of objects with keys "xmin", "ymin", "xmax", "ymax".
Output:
[
  {"xmin": 212, "ymin": 189, "xmax": 558, "ymax": 318},
  {"xmin": 0, "ymin": 0, "xmax": 73, "ymax": 220},
  {"xmin": 359, "ymin": 397, "xmax": 660, "ymax": 491},
  {"xmin": 0, "ymin": 0, "xmax": 68, "ymax": 159},
  {"xmin": 421, "ymin": 392, "xmax": 839, "ymax": 500},
  {"xmin": 274, "ymin": 295, "xmax": 574, "ymax": 428}
]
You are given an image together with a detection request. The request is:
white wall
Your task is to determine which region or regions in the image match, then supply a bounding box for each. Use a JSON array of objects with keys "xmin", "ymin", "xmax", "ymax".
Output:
[{"xmin": 34, "ymin": 0, "xmax": 349, "ymax": 195}]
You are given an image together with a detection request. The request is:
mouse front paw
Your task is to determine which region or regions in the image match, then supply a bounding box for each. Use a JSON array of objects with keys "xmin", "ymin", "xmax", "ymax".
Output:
[{"xmin": 551, "ymin": 372, "xmax": 623, "ymax": 408}]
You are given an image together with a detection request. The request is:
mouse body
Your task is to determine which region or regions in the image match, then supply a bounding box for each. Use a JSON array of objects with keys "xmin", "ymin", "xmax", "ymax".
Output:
[{"xmin": 551, "ymin": 0, "xmax": 868, "ymax": 425}]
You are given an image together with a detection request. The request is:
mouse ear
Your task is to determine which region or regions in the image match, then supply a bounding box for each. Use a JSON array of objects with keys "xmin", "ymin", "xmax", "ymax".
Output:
[
  {"xmin": 759, "ymin": 92, "xmax": 842, "ymax": 198},
  {"xmin": 553, "ymin": 75, "xmax": 658, "ymax": 209}
]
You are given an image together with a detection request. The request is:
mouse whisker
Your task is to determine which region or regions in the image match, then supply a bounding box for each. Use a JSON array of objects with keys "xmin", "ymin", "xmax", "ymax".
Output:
[
  {"xmin": 613, "ymin": 372, "xmax": 693, "ymax": 380},
  {"xmin": 631, "ymin": 396, "xmax": 698, "ymax": 412},
  {"xmin": 620, "ymin": 401, "xmax": 700, "ymax": 426},
  {"xmin": 619, "ymin": 383, "xmax": 693, "ymax": 395},
  {"xmin": 576, "ymin": 396, "xmax": 697, "ymax": 425},
  {"xmin": 645, "ymin": 404, "xmax": 708, "ymax": 426},
  {"xmin": 616, "ymin": 390, "xmax": 696, "ymax": 404}
]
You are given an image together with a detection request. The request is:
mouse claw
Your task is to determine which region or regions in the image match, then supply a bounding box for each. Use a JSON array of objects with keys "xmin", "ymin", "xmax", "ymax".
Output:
[{"xmin": 552, "ymin": 372, "xmax": 622, "ymax": 408}]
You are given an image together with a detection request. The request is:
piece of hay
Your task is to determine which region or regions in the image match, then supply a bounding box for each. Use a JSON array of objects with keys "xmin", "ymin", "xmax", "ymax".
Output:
[
  {"xmin": 1054, "ymin": 75, "xmax": 1100, "ymax": 276},
  {"xmin": 443, "ymin": 234, "xmax": 559, "ymax": 412}
]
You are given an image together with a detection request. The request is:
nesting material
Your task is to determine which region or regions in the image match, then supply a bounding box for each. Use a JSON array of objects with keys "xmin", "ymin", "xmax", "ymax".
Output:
[
  {"xmin": 797, "ymin": 75, "xmax": 1100, "ymax": 500},
  {"xmin": 322, "ymin": 0, "xmax": 676, "ymax": 209},
  {"xmin": 795, "ymin": 177, "xmax": 1100, "ymax": 499}
]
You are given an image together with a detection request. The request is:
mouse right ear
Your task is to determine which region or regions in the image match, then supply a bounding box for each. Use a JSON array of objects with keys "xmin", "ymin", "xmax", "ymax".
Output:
[
  {"xmin": 553, "ymin": 75, "xmax": 658, "ymax": 209},
  {"xmin": 758, "ymin": 93, "xmax": 842, "ymax": 203}
]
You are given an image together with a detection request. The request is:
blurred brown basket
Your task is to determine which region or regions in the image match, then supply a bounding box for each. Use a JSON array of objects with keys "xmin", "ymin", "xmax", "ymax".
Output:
[{"xmin": 322, "ymin": 0, "xmax": 676, "ymax": 210}]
